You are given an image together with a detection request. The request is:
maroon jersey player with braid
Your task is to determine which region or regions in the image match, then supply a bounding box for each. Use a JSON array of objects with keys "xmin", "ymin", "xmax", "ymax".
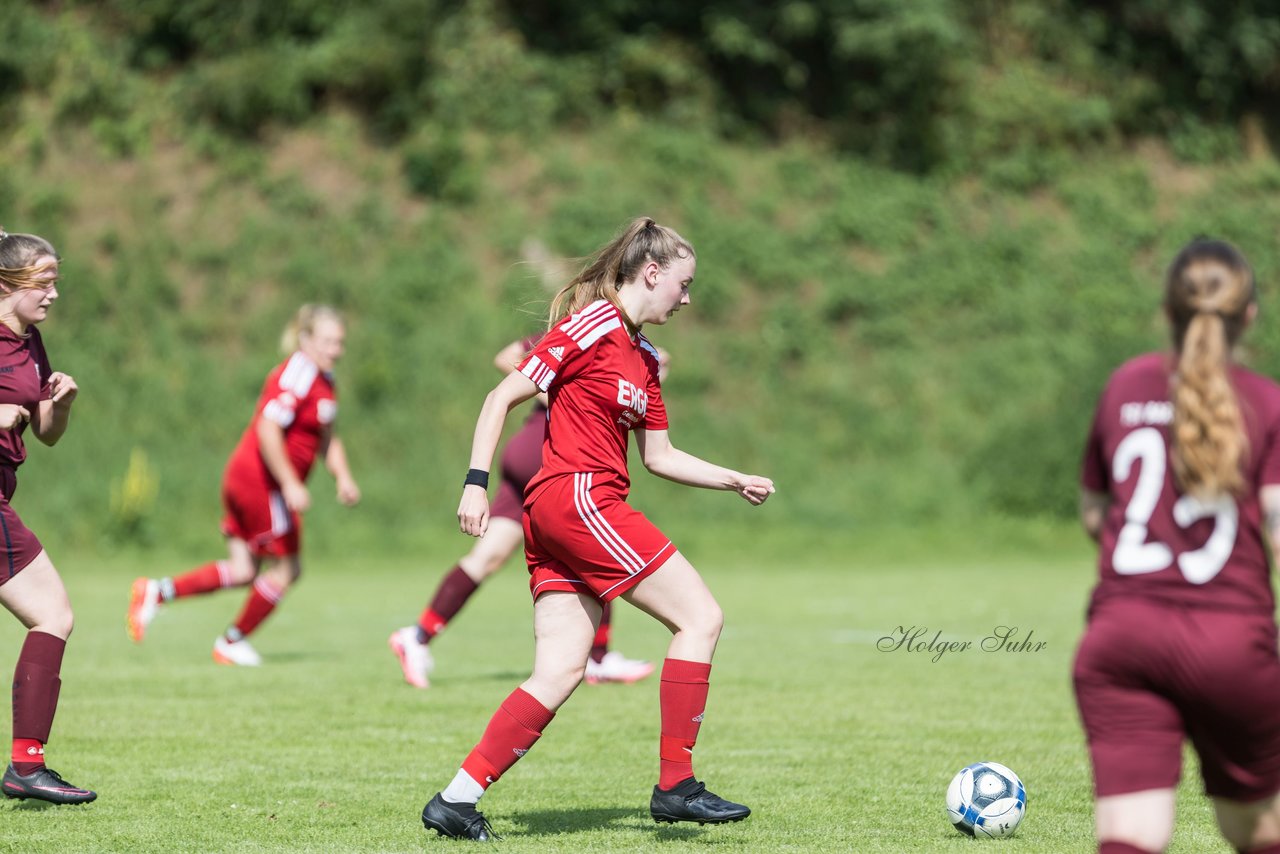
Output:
[
  {"xmin": 418, "ymin": 217, "xmax": 774, "ymax": 841},
  {"xmin": 1076, "ymin": 238, "xmax": 1280, "ymax": 854},
  {"xmin": 0, "ymin": 230, "xmax": 94, "ymax": 805}
]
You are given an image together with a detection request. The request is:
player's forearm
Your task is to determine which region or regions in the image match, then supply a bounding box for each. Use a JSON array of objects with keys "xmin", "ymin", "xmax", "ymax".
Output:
[
  {"xmin": 1261, "ymin": 486, "xmax": 1280, "ymax": 566},
  {"xmin": 325, "ymin": 436, "xmax": 354, "ymax": 481},
  {"xmin": 33, "ymin": 401, "xmax": 71, "ymax": 446},
  {"xmin": 644, "ymin": 445, "xmax": 746, "ymax": 491},
  {"xmin": 1079, "ymin": 489, "xmax": 1110, "ymax": 542},
  {"xmin": 467, "ymin": 392, "xmax": 514, "ymax": 474}
]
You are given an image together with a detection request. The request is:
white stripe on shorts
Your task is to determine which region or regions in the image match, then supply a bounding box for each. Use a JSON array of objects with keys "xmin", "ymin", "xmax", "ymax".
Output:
[
  {"xmin": 268, "ymin": 490, "xmax": 293, "ymax": 536},
  {"xmin": 573, "ymin": 472, "xmax": 644, "ymax": 573}
]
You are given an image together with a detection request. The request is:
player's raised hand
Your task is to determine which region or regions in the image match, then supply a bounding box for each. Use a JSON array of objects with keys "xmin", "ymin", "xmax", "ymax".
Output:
[
  {"xmin": 48, "ymin": 371, "xmax": 77, "ymax": 405},
  {"xmin": 735, "ymin": 474, "xmax": 775, "ymax": 506}
]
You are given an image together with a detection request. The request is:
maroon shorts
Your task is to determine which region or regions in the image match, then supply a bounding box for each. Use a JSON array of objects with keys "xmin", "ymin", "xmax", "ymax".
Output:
[
  {"xmin": 522, "ymin": 472, "xmax": 675, "ymax": 602},
  {"xmin": 221, "ymin": 476, "xmax": 301, "ymax": 558},
  {"xmin": 1073, "ymin": 596, "xmax": 1280, "ymax": 801},
  {"xmin": 0, "ymin": 467, "xmax": 44, "ymax": 586},
  {"xmin": 491, "ymin": 474, "xmax": 528, "ymax": 524},
  {"xmin": 491, "ymin": 416, "xmax": 544, "ymax": 522}
]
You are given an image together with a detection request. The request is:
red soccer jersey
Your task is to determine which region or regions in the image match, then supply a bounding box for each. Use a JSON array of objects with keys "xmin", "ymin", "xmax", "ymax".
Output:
[
  {"xmin": 518, "ymin": 300, "xmax": 668, "ymax": 503},
  {"xmin": 0, "ymin": 326, "xmax": 52, "ymax": 468},
  {"xmin": 224, "ymin": 351, "xmax": 338, "ymax": 490},
  {"xmin": 1081, "ymin": 352, "xmax": 1280, "ymax": 614}
]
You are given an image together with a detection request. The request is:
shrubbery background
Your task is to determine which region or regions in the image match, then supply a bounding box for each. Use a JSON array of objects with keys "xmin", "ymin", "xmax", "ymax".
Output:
[{"xmin": 3, "ymin": 1, "xmax": 1280, "ymax": 553}]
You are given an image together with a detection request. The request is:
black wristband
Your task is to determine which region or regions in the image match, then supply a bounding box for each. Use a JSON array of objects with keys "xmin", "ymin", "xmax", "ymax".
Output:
[{"xmin": 464, "ymin": 468, "xmax": 489, "ymax": 489}]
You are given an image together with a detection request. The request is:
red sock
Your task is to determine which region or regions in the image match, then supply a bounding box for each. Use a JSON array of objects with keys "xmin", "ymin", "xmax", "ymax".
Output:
[
  {"xmin": 460, "ymin": 688, "xmax": 555, "ymax": 789},
  {"xmin": 1099, "ymin": 843, "xmax": 1157, "ymax": 854},
  {"xmin": 418, "ymin": 566, "xmax": 479, "ymax": 642},
  {"xmin": 590, "ymin": 603, "xmax": 613, "ymax": 663},
  {"xmin": 658, "ymin": 658, "xmax": 711, "ymax": 789},
  {"xmin": 11, "ymin": 738, "xmax": 43, "ymax": 773},
  {"xmin": 171, "ymin": 561, "xmax": 237, "ymax": 598},
  {"xmin": 228, "ymin": 578, "xmax": 284, "ymax": 640},
  {"xmin": 12, "ymin": 631, "xmax": 65, "ymax": 775}
]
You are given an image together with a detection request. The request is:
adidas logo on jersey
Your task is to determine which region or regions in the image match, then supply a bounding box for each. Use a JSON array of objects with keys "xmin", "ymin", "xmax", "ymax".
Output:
[{"xmin": 548, "ymin": 346, "xmax": 565, "ymax": 361}]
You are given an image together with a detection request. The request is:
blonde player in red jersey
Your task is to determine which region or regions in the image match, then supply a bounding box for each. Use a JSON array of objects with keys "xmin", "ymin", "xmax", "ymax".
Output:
[
  {"xmin": 420, "ymin": 217, "xmax": 775, "ymax": 841},
  {"xmin": 127, "ymin": 305, "xmax": 360, "ymax": 666},
  {"xmin": 0, "ymin": 230, "xmax": 95, "ymax": 805},
  {"xmin": 388, "ymin": 334, "xmax": 667, "ymax": 689}
]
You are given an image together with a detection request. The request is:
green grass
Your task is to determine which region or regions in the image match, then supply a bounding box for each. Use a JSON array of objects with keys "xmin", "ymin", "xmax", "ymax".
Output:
[{"xmin": 0, "ymin": 526, "xmax": 1241, "ymax": 852}]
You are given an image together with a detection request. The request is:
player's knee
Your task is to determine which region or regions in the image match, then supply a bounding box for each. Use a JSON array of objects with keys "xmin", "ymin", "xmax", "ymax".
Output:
[
  {"xmin": 685, "ymin": 602, "xmax": 723, "ymax": 645},
  {"xmin": 42, "ymin": 607, "xmax": 74, "ymax": 640},
  {"xmin": 225, "ymin": 562, "xmax": 256, "ymax": 586}
]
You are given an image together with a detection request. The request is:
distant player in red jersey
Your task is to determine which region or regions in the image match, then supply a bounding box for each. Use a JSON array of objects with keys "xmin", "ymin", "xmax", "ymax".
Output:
[
  {"xmin": 388, "ymin": 334, "xmax": 667, "ymax": 689},
  {"xmin": 1076, "ymin": 238, "xmax": 1280, "ymax": 854},
  {"xmin": 0, "ymin": 230, "xmax": 95, "ymax": 805},
  {"xmin": 419, "ymin": 218, "xmax": 775, "ymax": 841},
  {"xmin": 127, "ymin": 304, "xmax": 361, "ymax": 666}
]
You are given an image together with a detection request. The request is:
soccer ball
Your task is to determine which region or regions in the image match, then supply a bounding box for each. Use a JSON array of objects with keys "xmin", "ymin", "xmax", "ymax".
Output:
[{"xmin": 945, "ymin": 761, "xmax": 1026, "ymax": 838}]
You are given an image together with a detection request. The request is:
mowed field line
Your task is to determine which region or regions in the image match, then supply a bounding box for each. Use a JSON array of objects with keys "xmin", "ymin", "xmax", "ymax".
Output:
[{"xmin": 0, "ymin": 540, "xmax": 1240, "ymax": 852}]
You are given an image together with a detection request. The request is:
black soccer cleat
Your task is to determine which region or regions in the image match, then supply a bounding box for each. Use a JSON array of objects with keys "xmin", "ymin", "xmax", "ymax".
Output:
[
  {"xmin": 3, "ymin": 764, "xmax": 97, "ymax": 805},
  {"xmin": 650, "ymin": 778, "xmax": 750, "ymax": 825},
  {"xmin": 421, "ymin": 792, "xmax": 498, "ymax": 841}
]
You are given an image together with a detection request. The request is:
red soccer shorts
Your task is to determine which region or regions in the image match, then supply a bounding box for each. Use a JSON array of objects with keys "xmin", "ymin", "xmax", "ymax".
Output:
[
  {"xmin": 220, "ymin": 476, "xmax": 300, "ymax": 558},
  {"xmin": 1074, "ymin": 596, "xmax": 1280, "ymax": 802},
  {"xmin": 522, "ymin": 472, "xmax": 676, "ymax": 602},
  {"xmin": 0, "ymin": 466, "xmax": 44, "ymax": 586}
]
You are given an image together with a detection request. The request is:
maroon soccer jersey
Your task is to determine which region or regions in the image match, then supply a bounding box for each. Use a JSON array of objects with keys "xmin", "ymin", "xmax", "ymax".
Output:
[
  {"xmin": 0, "ymin": 326, "xmax": 52, "ymax": 468},
  {"xmin": 224, "ymin": 351, "xmax": 338, "ymax": 491},
  {"xmin": 1081, "ymin": 351, "xmax": 1280, "ymax": 614},
  {"xmin": 518, "ymin": 300, "xmax": 668, "ymax": 503}
]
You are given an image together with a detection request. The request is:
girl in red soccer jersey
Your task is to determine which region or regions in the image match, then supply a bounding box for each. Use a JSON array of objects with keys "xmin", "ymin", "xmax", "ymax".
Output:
[
  {"xmin": 388, "ymin": 335, "xmax": 667, "ymax": 689},
  {"xmin": 0, "ymin": 230, "xmax": 94, "ymax": 804},
  {"xmin": 127, "ymin": 304, "xmax": 360, "ymax": 666},
  {"xmin": 419, "ymin": 218, "xmax": 774, "ymax": 840},
  {"xmin": 1076, "ymin": 238, "xmax": 1280, "ymax": 854}
]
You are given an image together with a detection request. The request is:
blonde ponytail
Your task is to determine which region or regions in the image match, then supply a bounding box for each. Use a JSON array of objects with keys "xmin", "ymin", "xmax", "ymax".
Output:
[{"xmin": 1164, "ymin": 241, "xmax": 1256, "ymax": 497}]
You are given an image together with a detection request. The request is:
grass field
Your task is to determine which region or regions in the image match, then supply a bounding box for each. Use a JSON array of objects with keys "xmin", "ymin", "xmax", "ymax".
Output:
[{"xmin": 0, "ymin": 523, "xmax": 1244, "ymax": 852}]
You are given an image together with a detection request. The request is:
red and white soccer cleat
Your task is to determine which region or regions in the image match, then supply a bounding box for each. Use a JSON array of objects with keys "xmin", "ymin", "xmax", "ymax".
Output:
[
  {"xmin": 126, "ymin": 577, "xmax": 160, "ymax": 643},
  {"xmin": 585, "ymin": 650, "xmax": 656, "ymax": 685},
  {"xmin": 212, "ymin": 636, "xmax": 262, "ymax": 667},
  {"xmin": 389, "ymin": 626, "xmax": 434, "ymax": 689}
]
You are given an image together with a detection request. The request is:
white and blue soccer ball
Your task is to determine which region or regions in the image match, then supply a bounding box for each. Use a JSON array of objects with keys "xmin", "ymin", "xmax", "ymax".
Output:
[{"xmin": 945, "ymin": 761, "xmax": 1026, "ymax": 838}]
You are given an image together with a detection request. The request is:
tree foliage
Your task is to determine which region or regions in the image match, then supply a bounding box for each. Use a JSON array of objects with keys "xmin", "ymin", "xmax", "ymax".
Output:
[{"xmin": 2, "ymin": 0, "xmax": 1267, "ymax": 169}]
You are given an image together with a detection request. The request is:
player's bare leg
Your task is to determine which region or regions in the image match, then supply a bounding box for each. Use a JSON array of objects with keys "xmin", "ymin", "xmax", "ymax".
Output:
[
  {"xmin": 1214, "ymin": 791, "xmax": 1280, "ymax": 852},
  {"xmin": 1, "ymin": 553, "xmax": 95, "ymax": 804},
  {"xmin": 214, "ymin": 553, "xmax": 298, "ymax": 666},
  {"xmin": 392, "ymin": 518, "xmax": 526, "ymax": 688},
  {"xmin": 424, "ymin": 591, "xmax": 598, "ymax": 840},
  {"xmin": 623, "ymin": 553, "xmax": 747, "ymax": 825},
  {"xmin": 129, "ymin": 537, "xmax": 258, "ymax": 642},
  {"xmin": 1095, "ymin": 789, "xmax": 1175, "ymax": 853}
]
